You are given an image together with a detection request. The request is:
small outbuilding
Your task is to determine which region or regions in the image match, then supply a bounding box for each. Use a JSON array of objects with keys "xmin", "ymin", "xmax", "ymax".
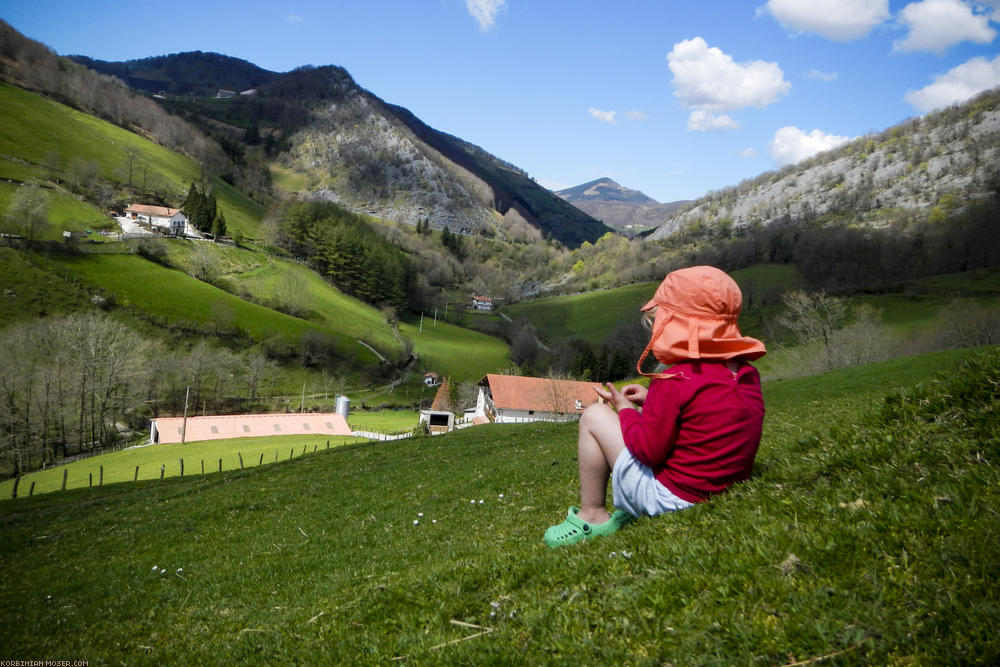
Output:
[{"xmin": 418, "ymin": 410, "xmax": 455, "ymax": 435}]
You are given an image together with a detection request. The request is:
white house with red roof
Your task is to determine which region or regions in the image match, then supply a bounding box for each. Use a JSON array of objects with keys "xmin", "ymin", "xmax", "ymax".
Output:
[
  {"xmin": 475, "ymin": 374, "xmax": 603, "ymax": 424},
  {"xmin": 124, "ymin": 204, "xmax": 189, "ymax": 236},
  {"xmin": 471, "ymin": 295, "xmax": 492, "ymax": 311}
]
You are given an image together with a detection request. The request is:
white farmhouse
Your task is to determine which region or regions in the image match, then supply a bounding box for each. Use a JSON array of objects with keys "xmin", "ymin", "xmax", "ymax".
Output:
[
  {"xmin": 471, "ymin": 295, "xmax": 492, "ymax": 311},
  {"xmin": 124, "ymin": 204, "xmax": 189, "ymax": 237}
]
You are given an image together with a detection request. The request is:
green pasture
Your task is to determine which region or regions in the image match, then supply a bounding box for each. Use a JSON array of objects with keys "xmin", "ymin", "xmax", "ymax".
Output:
[
  {"xmin": 0, "ymin": 82, "xmax": 264, "ymax": 236},
  {"xmin": 0, "ymin": 247, "xmax": 91, "ymax": 324},
  {"xmin": 41, "ymin": 252, "xmax": 370, "ymax": 361},
  {"xmin": 509, "ymin": 264, "xmax": 999, "ymax": 349},
  {"xmin": 0, "ymin": 346, "xmax": 995, "ymax": 663},
  {"xmin": 347, "ymin": 409, "xmax": 421, "ymax": 433},
  {"xmin": 0, "ymin": 434, "xmax": 359, "ymax": 497},
  {"xmin": 0, "ymin": 181, "xmax": 111, "ymax": 239},
  {"xmin": 506, "ymin": 264, "xmax": 805, "ymax": 346},
  {"xmin": 401, "ymin": 315, "xmax": 511, "ymax": 382},
  {"xmin": 225, "ymin": 248, "xmax": 510, "ymax": 381},
  {"xmin": 506, "ymin": 282, "xmax": 657, "ymax": 345},
  {"xmin": 232, "ymin": 255, "xmax": 405, "ymax": 355}
]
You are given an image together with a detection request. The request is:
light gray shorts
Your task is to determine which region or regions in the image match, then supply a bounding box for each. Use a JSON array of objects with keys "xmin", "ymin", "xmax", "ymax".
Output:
[{"xmin": 611, "ymin": 448, "xmax": 695, "ymax": 517}]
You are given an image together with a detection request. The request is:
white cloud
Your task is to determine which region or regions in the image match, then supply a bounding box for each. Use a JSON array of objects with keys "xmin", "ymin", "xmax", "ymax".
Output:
[
  {"xmin": 904, "ymin": 54, "xmax": 1000, "ymax": 111},
  {"xmin": 625, "ymin": 110, "xmax": 649, "ymax": 121},
  {"xmin": 895, "ymin": 0, "xmax": 996, "ymax": 53},
  {"xmin": 807, "ymin": 68, "xmax": 838, "ymax": 81},
  {"xmin": 588, "ymin": 108, "xmax": 618, "ymax": 124},
  {"xmin": 687, "ymin": 110, "xmax": 740, "ymax": 132},
  {"xmin": 765, "ymin": 0, "xmax": 890, "ymax": 41},
  {"xmin": 739, "ymin": 148, "xmax": 759, "ymax": 158},
  {"xmin": 667, "ymin": 37, "xmax": 790, "ymax": 115},
  {"xmin": 285, "ymin": 14, "xmax": 303, "ymax": 23},
  {"xmin": 981, "ymin": 0, "xmax": 1000, "ymax": 20},
  {"xmin": 466, "ymin": 0, "xmax": 507, "ymax": 31},
  {"xmin": 769, "ymin": 126, "xmax": 851, "ymax": 166}
]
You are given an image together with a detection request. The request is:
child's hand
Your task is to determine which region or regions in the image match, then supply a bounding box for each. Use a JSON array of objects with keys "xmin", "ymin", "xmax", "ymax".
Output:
[
  {"xmin": 620, "ymin": 384, "xmax": 648, "ymax": 406},
  {"xmin": 599, "ymin": 382, "xmax": 636, "ymax": 413}
]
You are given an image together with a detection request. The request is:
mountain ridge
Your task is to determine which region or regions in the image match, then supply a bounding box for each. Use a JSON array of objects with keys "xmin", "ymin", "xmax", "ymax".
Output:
[
  {"xmin": 555, "ymin": 177, "xmax": 689, "ymax": 235},
  {"xmin": 647, "ymin": 87, "xmax": 1000, "ymax": 241},
  {"xmin": 66, "ymin": 50, "xmax": 611, "ymax": 247}
]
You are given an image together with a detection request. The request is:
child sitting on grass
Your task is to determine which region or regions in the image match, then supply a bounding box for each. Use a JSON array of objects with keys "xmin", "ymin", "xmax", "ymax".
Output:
[{"xmin": 544, "ymin": 265, "xmax": 767, "ymax": 548}]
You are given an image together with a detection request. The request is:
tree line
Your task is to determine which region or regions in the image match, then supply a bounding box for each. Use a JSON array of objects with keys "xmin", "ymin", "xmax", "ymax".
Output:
[
  {"xmin": 0, "ymin": 312, "xmax": 279, "ymax": 478},
  {"xmin": 264, "ymin": 201, "xmax": 413, "ymax": 311}
]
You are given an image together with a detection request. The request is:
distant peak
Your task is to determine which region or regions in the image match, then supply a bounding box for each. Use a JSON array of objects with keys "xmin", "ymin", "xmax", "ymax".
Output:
[{"xmin": 556, "ymin": 178, "xmax": 658, "ymax": 205}]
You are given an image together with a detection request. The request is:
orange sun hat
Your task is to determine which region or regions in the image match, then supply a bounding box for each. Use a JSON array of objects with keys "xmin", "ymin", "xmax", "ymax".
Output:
[{"xmin": 636, "ymin": 266, "xmax": 766, "ymax": 374}]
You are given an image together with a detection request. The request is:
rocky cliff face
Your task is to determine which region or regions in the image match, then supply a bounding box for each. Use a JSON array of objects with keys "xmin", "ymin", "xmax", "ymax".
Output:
[
  {"xmin": 286, "ymin": 88, "xmax": 498, "ymax": 235},
  {"xmin": 268, "ymin": 67, "xmax": 609, "ymax": 247},
  {"xmin": 648, "ymin": 88, "xmax": 1000, "ymax": 241}
]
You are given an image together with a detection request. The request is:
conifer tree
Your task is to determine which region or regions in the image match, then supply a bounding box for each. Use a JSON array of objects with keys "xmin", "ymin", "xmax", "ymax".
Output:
[{"xmin": 211, "ymin": 210, "xmax": 227, "ymax": 241}]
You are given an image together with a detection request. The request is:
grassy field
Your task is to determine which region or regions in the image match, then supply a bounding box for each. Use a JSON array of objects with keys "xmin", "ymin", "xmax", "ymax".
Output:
[
  {"xmin": 0, "ymin": 82, "xmax": 264, "ymax": 238},
  {"xmin": 0, "ymin": 346, "xmax": 995, "ymax": 663},
  {"xmin": 505, "ymin": 264, "xmax": 805, "ymax": 345},
  {"xmin": 40, "ymin": 251, "xmax": 370, "ymax": 360},
  {"xmin": 506, "ymin": 282, "xmax": 657, "ymax": 345},
  {"xmin": 507, "ymin": 264, "xmax": 999, "ymax": 354},
  {"xmin": 0, "ymin": 435, "xmax": 359, "ymax": 497}
]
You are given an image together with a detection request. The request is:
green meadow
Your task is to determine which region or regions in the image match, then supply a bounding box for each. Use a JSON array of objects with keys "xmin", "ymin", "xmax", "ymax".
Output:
[
  {"xmin": 0, "ymin": 82, "xmax": 264, "ymax": 237},
  {"xmin": 0, "ymin": 346, "xmax": 996, "ymax": 663},
  {"xmin": 507, "ymin": 264, "xmax": 1000, "ymax": 356},
  {"xmin": 0, "ymin": 435, "xmax": 359, "ymax": 497},
  {"xmin": 41, "ymin": 252, "xmax": 365, "ymax": 359}
]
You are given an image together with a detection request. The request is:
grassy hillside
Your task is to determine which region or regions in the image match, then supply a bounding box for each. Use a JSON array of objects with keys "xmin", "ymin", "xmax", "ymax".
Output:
[
  {"xmin": 0, "ymin": 346, "xmax": 995, "ymax": 663},
  {"xmin": 3, "ymin": 239, "xmax": 510, "ymax": 389},
  {"xmin": 0, "ymin": 82, "xmax": 264, "ymax": 237},
  {"xmin": 507, "ymin": 264, "xmax": 999, "ymax": 360}
]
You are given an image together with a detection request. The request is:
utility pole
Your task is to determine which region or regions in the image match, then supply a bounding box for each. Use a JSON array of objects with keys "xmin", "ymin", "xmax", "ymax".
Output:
[{"xmin": 181, "ymin": 385, "xmax": 190, "ymax": 445}]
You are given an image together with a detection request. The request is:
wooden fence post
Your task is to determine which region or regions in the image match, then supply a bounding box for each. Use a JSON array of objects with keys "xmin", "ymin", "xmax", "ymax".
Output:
[
  {"xmin": 218, "ymin": 458, "xmax": 222, "ymax": 472},
  {"xmin": 134, "ymin": 466, "xmax": 139, "ymax": 481},
  {"xmin": 62, "ymin": 469, "xmax": 68, "ymax": 491},
  {"xmin": 313, "ymin": 444, "xmax": 317, "ymax": 452},
  {"xmin": 326, "ymin": 440, "xmax": 330, "ymax": 449},
  {"xmin": 201, "ymin": 460, "xmax": 205, "ymax": 475},
  {"xmin": 274, "ymin": 450, "xmax": 278, "ymax": 462},
  {"xmin": 11, "ymin": 476, "xmax": 19, "ymax": 499},
  {"xmin": 179, "ymin": 459, "xmax": 184, "ymax": 477},
  {"xmin": 258, "ymin": 453, "xmax": 263, "ymax": 466},
  {"xmin": 99, "ymin": 465, "xmax": 104, "ymax": 486},
  {"xmin": 160, "ymin": 465, "xmax": 165, "ymax": 480},
  {"xmin": 302, "ymin": 445, "xmax": 307, "ymax": 455},
  {"xmin": 289, "ymin": 448, "xmax": 294, "ymax": 460},
  {"xmin": 29, "ymin": 481, "xmax": 35, "ymax": 496},
  {"xmin": 238, "ymin": 453, "xmax": 244, "ymax": 470},
  {"xmin": 89, "ymin": 472, "xmax": 93, "ymax": 487}
]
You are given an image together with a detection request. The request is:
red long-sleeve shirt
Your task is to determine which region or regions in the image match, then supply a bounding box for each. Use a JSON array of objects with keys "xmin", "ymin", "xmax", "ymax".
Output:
[{"xmin": 617, "ymin": 360, "xmax": 765, "ymax": 503}]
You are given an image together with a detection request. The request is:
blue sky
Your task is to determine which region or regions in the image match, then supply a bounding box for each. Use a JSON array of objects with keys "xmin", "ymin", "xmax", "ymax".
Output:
[{"xmin": 3, "ymin": 0, "xmax": 999, "ymax": 202}]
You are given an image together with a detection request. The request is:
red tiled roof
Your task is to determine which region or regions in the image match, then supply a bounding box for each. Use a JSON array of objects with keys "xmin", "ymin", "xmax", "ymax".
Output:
[
  {"xmin": 480, "ymin": 374, "xmax": 603, "ymax": 413},
  {"xmin": 152, "ymin": 413, "xmax": 352, "ymax": 444},
  {"xmin": 125, "ymin": 204, "xmax": 182, "ymax": 217}
]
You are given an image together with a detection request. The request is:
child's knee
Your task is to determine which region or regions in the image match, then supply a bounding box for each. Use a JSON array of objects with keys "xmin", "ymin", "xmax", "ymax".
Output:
[{"xmin": 581, "ymin": 402, "xmax": 616, "ymax": 427}]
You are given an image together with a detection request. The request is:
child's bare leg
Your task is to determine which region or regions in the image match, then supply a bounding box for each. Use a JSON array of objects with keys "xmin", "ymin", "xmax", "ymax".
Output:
[{"xmin": 577, "ymin": 403, "xmax": 626, "ymax": 524}]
